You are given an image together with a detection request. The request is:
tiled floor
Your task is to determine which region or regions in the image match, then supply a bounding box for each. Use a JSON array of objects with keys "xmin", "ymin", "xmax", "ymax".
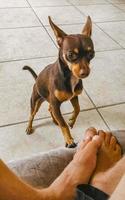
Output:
[{"xmin": 0, "ymin": 0, "xmax": 125, "ymax": 162}]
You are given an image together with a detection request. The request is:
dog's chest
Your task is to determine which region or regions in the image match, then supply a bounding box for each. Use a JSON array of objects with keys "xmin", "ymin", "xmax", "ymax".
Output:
[{"xmin": 54, "ymin": 78, "xmax": 83, "ymax": 102}]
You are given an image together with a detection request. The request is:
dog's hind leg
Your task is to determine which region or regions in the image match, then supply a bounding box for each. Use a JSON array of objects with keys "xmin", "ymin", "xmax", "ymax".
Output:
[
  {"xmin": 26, "ymin": 86, "xmax": 44, "ymax": 134},
  {"xmin": 68, "ymin": 96, "xmax": 80, "ymax": 128}
]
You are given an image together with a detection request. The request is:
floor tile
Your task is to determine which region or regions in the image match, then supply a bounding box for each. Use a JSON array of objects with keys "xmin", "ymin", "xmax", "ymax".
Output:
[
  {"xmin": 46, "ymin": 23, "xmax": 121, "ymax": 51},
  {"xmin": 68, "ymin": 0, "xmax": 109, "ymax": 5},
  {"xmin": 98, "ymin": 21, "xmax": 125, "ymax": 48},
  {"xmin": 99, "ymin": 104, "xmax": 125, "ymax": 130},
  {"xmin": 0, "ymin": 8, "xmax": 41, "ymax": 29},
  {"xmin": 0, "ymin": 0, "xmax": 29, "ymax": 8},
  {"xmin": 34, "ymin": 6, "xmax": 86, "ymax": 25},
  {"xmin": 0, "ymin": 57, "xmax": 55, "ymax": 126},
  {"xmin": 0, "ymin": 27, "xmax": 57, "ymax": 62},
  {"xmin": 77, "ymin": 4, "xmax": 125, "ymax": 22},
  {"xmin": 0, "ymin": 109, "xmax": 108, "ymax": 161},
  {"xmin": 28, "ymin": 0, "xmax": 70, "ymax": 7},
  {"xmin": 115, "ymin": 4, "xmax": 125, "ymax": 12},
  {"xmin": 107, "ymin": 0, "xmax": 125, "ymax": 3},
  {"xmin": 83, "ymin": 50, "xmax": 125, "ymax": 106},
  {"xmin": 0, "ymin": 57, "xmax": 94, "ymax": 126}
]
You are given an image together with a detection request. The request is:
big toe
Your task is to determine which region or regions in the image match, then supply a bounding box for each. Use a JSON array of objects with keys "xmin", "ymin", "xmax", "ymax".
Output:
[
  {"xmin": 85, "ymin": 135, "xmax": 103, "ymax": 153},
  {"xmin": 84, "ymin": 127, "xmax": 98, "ymax": 139},
  {"xmin": 78, "ymin": 136, "xmax": 92, "ymax": 150}
]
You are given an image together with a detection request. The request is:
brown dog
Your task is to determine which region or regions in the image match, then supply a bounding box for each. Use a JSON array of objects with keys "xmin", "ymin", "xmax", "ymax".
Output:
[{"xmin": 23, "ymin": 16, "xmax": 95, "ymax": 148}]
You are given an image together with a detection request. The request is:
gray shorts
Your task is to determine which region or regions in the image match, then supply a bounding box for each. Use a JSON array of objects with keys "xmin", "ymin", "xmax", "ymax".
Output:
[{"xmin": 75, "ymin": 184, "xmax": 109, "ymax": 200}]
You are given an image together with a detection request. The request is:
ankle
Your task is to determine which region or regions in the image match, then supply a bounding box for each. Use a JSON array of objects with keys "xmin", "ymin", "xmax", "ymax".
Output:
[{"xmin": 91, "ymin": 173, "xmax": 111, "ymax": 195}]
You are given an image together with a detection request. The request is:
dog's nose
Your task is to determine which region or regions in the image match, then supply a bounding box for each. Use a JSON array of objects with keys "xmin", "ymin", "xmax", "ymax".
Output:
[
  {"xmin": 80, "ymin": 69, "xmax": 86, "ymax": 76},
  {"xmin": 80, "ymin": 71, "xmax": 85, "ymax": 76},
  {"xmin": 79, "ymin": 68, "xmax": 90, "ymax": 78}
]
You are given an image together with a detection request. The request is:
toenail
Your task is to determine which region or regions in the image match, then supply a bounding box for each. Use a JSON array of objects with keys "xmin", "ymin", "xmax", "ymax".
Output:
[
  {"xmin": 93, "ymin": 135, "xmax": 100, "ymax": 140},
  {"xmin": 85, "ymin": 135, "xmax": 92, "ymax": 140},
  {"xmin": 98, "ymin": 130, "xmax": 105, "ymax": 134}
]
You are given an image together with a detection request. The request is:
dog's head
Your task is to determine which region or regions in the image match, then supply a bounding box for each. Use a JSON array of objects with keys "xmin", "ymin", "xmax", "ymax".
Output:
[{"xmin": 49, "ymin": 16, "xmax": 95, "ymax": 79}]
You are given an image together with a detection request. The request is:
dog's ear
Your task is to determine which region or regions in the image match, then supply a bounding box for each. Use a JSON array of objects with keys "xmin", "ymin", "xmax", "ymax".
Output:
[
  {"xmin": 48, "ymin": 16, "xmax": 67, "ymax": 47},
  {"xmin": 82, "ymin": 16, "xmax": 92, "ymax": 37}
]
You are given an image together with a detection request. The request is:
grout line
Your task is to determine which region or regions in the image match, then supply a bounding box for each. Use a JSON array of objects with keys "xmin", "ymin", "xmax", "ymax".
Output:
[
  {"xmin": 0, "ymin": 55, "xmax": 57, "ymax": 64},
  {"xmin": 0, "ymin": 6, "xmax": 30, "ymax": 9},
  {"xmin": 83, "ymin": 90, "xmax": 111, "ymax": 130},
  {"xmin": 0, "ymin": 19, "xmax": 125, "ymax": 29},
  {"xmin": 31, "ymin": 4, "xmax": 110, "ymax": 7},
  {"xmin": 0, "ymin": 25, "xmax": 42, "ymax": 30},
  {"xmin": 97, "ymin": 101, "xmax": 125, "ymax": 109},
  {"xmin": 1, "ymin": 101, "xmax": 125, "ymax": 129},
  {"xmin": 67, "ymin": 0, "xmax": 111, "ymax": 6},
  {"xmin": 29, "ymin": 5, "xmax": 72, "ymax": 7},
  {"xmin": 43, "ymin": 19, "xmax": 125, "ymax": 26},
  {"xmin": 0, "ymin": 47, "xmax": 124, "ymax": 64},
  {"xmin": 106, "ymin": 0, "xmax": 124, "ymax": 4},
  {"xmin": 95, "ymin": 23, "xmax": 124, "ymax": 48},
  {"xmin": 25, "ymin": 0, "xmax": 58, "ymax": 50},
  {"xmin": 96, "ymin": 19, "xmax": 125, "ymax": 24},
  {"xmin": 109, "ymin": 2, "xmax": 125, "ymax": 13},
  {"xmin": 0, "ymin": 108, "xmax": 95, "ymax": 128}
]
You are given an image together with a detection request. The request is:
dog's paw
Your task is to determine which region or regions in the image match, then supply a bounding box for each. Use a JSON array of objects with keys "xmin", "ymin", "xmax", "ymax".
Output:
[
  {"xmin": 26, "ymin": 127, "xmax": 34, "ymax": 135},
  {"xmin": 65, "ymin": 142, "xmax": 77, "ymax": 148}
]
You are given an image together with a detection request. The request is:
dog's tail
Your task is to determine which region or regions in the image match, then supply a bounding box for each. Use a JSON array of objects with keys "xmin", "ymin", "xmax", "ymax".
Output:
[{"xmin": 23, "ymin": 66, "xmax": 37, "ymax": 80}]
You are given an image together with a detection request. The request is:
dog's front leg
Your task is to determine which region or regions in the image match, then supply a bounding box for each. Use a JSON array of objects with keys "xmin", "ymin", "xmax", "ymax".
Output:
[
  {"xmin": 51, "ymin": 99, "xmax": 77, "ymax": 148},
  {"xmin": 68, "ymin": 96, "xmax": 80, "ymax": 128}
]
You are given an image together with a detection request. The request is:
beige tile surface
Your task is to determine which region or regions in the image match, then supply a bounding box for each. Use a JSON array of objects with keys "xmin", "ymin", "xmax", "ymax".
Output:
[
  {"xmin": 28, "ymin": 0, "xmax": 70, "ymax": 7},
  {"xmin": 99, "ymin": 104, "xmax": 125, "ymax": 130},
  {"xmin": 83, "ymin": 50, "xmax": 125, "ymax": 106},
  {"xmin": 77, "ymin": 4, "xmax": 125, "ymax": 22},
  {"xmin": 0, "ymin": 109, "xmax": 108, "ymax": 161},
  {"xmin": 98, "ymin": 21, "xmax": 125, "ymax": 48},
  {"xmin": 0, "ymin": 0, "xmax": 29, "ymax": 8},
  {"xmin": 0, "ymin": 8, "xmax": 41, "ymax": 28},
  {"xmin": 34, "ymin": 6, "xmax": 86, "ymax": 25},
  {"xmin": 115, "ymin": 4, "xmax": 125, "ymax": 11},
  {"xmin": 107, "ymin": 0, "xmax": 125, "ymax": 3},
  {"xmin": 68, "ymin": 0, "xmax": 109, "ymax": 5},
  {"xmin": 0, "ymin": 27, "xmax": 57, "ymax": 62}
]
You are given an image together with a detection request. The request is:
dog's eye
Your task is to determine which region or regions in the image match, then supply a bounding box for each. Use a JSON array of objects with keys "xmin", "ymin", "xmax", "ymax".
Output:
[
  {"xmin": 67, "ymin": 51, "xmax": 79, "ymax": 61},
  {"xmin": 87, "ymin": 50, "xmax": 95, "ymax": 60}
]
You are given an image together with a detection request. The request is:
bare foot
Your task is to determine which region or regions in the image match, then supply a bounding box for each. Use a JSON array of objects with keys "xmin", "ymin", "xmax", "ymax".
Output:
[
  {"xmin": 92, "ymin": 131, "xmax": 122, "ymax": 174},
  {"xmin": 90, "ymin": 131, "xmax": 122, "ymax": 194},
  {"xmin": 69, "ymin": 134, "xmax": 102, "ymax": 185}
]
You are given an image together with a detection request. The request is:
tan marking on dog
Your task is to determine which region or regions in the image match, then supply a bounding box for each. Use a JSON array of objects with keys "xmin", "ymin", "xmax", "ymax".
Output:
[
  {"xmin": 55, "ymin": 89, "xmax": 82, "ymax": 102},
  {"xmin": 55, "ymin": 90, "xmax": 72, "ymax": 102},
  {"xmin": 74, "ymin": 89, "xmax": 83, "ymax": 96},
  {"xmin": 74, "ymin": 48, "xmax": 79, "ymax": 54},
  {"xmin": 63, "ymin": 54, "xmax": 72, "ymax": 70},
  {"xmin": 87, "ymin": 46, "xmax": 92, "ymax": 51},
  {"xmin": 71, "ymin": 63, "xmax": 81, "ymax": 78},
  {"xmin": 61, "ymin": 126, "xmax": 74, "ymax": 144}
]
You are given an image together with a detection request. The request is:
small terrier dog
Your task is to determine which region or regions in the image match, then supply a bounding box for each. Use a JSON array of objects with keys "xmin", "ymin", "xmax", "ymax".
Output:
[{"xmin": 23, "ymin": 16, "xmax": 95, "ymax": 148}]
